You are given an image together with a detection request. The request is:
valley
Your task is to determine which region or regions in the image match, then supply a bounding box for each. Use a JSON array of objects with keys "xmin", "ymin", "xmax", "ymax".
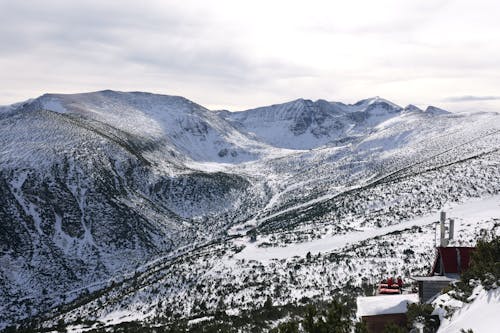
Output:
[{"xmin": 0, "ymin": 91, "xmax": 499, "ymax": 331}]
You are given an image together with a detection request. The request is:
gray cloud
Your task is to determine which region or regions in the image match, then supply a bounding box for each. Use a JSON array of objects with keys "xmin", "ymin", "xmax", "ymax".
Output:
[
  {"xmin": 0, "ymin": 1, "xmax": 199, "ymax": 55},
  {"xmin": 1, "ymin": 0, "xmax": 500, "ymax": 112},
  {"xmin": 444, "ymin": 96, "xmax": 500, "ymax": 102},
  {"xmin": 0, "ymin": 1, "xmax": 314, "ymax": 92}
]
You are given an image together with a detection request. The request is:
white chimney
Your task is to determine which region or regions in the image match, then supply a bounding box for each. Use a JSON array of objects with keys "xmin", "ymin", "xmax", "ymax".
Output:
[{"xmin": 440, "ymin": 211, "xmax": 447, "ymax": 247}]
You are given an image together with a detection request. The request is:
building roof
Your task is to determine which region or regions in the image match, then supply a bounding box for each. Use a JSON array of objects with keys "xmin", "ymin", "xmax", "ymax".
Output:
[
  {"xmin": 410, "ymin": 275, "xmax": 458, "ymax": 282},
  {"xmin": 356, "ymin": 294, "xmax": 419, "ymax": 317},
  {"xmin": 431, "ymin": 247, "xmax": 475, "ymax": 275}
]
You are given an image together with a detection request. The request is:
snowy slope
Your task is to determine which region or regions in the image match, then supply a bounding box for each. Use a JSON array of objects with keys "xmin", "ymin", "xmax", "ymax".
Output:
[
  {"xmin": 1, "ymin": 90, "xmax": 500, "ymax": 330},
  {"xmin": 35, "ymin": 193, "xmax": 499, "ymax": 332},
  {"xmin": 218, "ymin": 96, "xmax": 414, "ymax": 149},
  {"xmin": 0, "ymin": 92, "xmax": 271, "ymax": 328},
  {"xmin": 434, "ymin": 285, "xmax": 500, "ymax": 333},
  {"xmin": 26, "ymin": 90, "xmax": 270, "ymax": 163},
  {"xmin": 233, "ymin": 194, "xmax": 500, "ymax": 261}
]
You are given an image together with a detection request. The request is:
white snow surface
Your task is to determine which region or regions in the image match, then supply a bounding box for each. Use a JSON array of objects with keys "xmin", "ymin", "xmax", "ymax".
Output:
[
  {"xmin": 234, "ymin": 194, "xmax": 500, "ymax": 261},
  {"xmin": 434, "ymin": 285, "xmax": 500, "ymax": 333},
  {"xmin": 356, "ymin": 294, "xmax": 419, "ymax": 317}
]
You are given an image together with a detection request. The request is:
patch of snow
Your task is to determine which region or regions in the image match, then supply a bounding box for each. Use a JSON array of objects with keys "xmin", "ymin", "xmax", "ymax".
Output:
[
  {"xmin": 100, "ymin": 309, "xmax": 150, "ymax": 326},
  {"xmin": 225, "ymin": 308, "xmax": 240, "ymax": 316},
  {"xmin": 42, "ymin": 96, "xmax": 68, "ymax": 113},
  {"xmin": 188, "ymin": 316, "xmax": 214, "ymax": 325}
]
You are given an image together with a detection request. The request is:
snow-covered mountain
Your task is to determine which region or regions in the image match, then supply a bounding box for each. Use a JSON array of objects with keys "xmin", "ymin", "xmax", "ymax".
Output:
[
  {"xmin": 1, "ymin": 90, "xmax": 499, "ymax": 331},
  {"xmin": 0, "ymin": 91, "xmax": 270, "ymax": 327},
  {"xmin": 23, "ymin": 90, "xmax": 271, "ymax": 163},
  {"xmin": 218, "ymin": 97, "xmax": 420, "ymax": 149}
]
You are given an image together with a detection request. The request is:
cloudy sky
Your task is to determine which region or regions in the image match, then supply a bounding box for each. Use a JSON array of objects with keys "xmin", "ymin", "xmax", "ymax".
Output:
[{"xmin": 1, "ymin": 0, "xmax": 499, "ymax": 111}]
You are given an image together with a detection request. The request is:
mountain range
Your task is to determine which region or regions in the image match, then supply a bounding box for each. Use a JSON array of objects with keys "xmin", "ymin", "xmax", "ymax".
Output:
[{"xmin": 1, "ymin": 90, "xmax": 499, "ymax": 331}]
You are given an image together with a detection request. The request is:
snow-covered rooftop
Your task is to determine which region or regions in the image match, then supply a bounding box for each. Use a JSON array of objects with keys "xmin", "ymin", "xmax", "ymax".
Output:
[
  {"xmin": 411, "ymin": 275, "xmax": 458, "ymax": 282},
  {"xmin": 357, "ymin": 294, "xmax": 419, "ymax": 317}
]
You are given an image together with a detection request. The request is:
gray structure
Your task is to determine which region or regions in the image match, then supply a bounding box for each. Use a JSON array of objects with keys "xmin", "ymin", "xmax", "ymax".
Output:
[
  {"xmin": 410, "ymin": 275, "xmax": 458, "ymax": 303},
  {"xmin": 440, "ymin": 211, "xmax": 447, "ymax": 247}
]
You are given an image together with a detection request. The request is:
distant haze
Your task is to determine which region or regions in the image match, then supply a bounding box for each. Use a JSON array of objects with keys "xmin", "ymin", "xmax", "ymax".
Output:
[{"xmin": 1, "ymin": 0, "xmax": 499, "ymax": 112}]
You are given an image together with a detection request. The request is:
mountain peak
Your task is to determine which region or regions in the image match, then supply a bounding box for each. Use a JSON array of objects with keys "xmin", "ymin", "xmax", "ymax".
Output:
[
  {"xmin": 351, "ymin": 96, "xmax": 401, "ymax": 110},
  {"xmin": 425, "ymin": 105, "xmax": 450, "ymax": 115},
  {"xmin": 403, "ymin": 104, "xmax": 424, "ymax": 113}
]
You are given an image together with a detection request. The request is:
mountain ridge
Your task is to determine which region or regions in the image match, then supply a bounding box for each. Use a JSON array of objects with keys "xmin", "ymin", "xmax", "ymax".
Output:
[{"xmin": 1, "ymin": 90, "xmax": 499, "ymax": 331}]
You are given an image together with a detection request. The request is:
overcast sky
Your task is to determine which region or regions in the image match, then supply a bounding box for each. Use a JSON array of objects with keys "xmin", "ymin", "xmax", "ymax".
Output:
[{"xmin": 1, "ymin": 0, "xmax": 499, "ymax": 111}]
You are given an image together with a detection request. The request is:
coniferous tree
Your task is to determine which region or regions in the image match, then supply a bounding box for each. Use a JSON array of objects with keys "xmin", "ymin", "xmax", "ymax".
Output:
[
  {"xmin": 406, "ymin": 303, "xmax": 440, "ymax": 332},
  {"xmin": 354, "ymin": 321, "xmax": 369, "ymax": 333},
  {"xmin": 302, "ymin": 304, "xmax": 317, "ymax": 333},
  {"xmin": 272, "ymin": 321, "xmax": 299, "ymax": 333},
  {"xmin": 462, "ymin": 236, "xmax": 499, "ymax": 289}
]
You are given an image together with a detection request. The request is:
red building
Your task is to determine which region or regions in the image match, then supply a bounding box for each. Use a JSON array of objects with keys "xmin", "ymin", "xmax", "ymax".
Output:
[
  {"xmin": 412, "ymin": 246, "xmax": 475, "ymax": 303},
  {"xmin": 431, "ymin": 246, "xmax": 474, "ymax": 276}
]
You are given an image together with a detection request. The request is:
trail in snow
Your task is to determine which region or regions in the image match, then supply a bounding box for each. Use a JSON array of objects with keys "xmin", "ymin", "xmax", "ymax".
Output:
[{"xmin": 234, "ymin": 194, "xmax": 500, "ymax": 261}]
